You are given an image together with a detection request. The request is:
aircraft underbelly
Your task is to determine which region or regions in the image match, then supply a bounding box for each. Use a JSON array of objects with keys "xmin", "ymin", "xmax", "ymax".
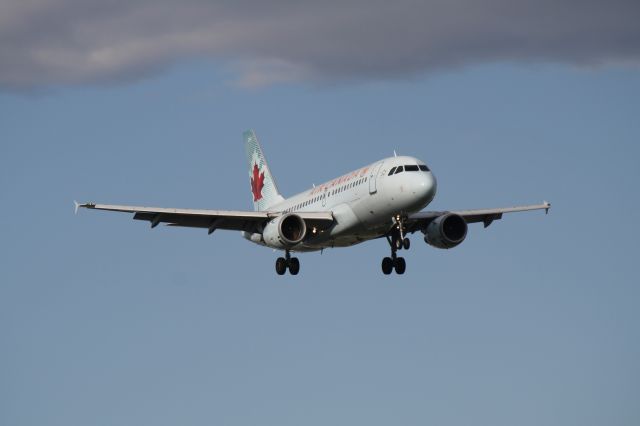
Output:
[{"xmin": 297, "ymin": 201, "xmax": 389, "ymax": 251}]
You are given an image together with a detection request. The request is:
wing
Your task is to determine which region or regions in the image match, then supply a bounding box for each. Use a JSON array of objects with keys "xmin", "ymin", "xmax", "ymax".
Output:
[
  {"xmin": 406, "ymin": 201, "xmax": 551, "ymax": 232},
  {"xmin": 76, "ymin": 202, "xmax": 334, "ymax": 234}
]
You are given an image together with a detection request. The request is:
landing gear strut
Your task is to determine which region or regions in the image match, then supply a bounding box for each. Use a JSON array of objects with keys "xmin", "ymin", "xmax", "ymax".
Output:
[
  {"xmin": 382, "ymin": 215, "xmax": 409, "ymax": 275},
  {"xmin": 275, "ymin": 250, "xmax": 300, "ymax": 275}
]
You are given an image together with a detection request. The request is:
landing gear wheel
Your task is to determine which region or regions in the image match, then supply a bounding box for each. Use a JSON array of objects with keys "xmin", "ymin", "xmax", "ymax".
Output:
[
  {"xmin": 382, "ymin": 257, "xmax": 394, "ymax": 275},
  {"xmin": 395, "ymin": 238, "xmax": 403, "ymax": 250},
  {"xmin": 402, "ymin": 238, "xmax": 410, "ymax": 250},
  {"xmin": 289, "ymin": 257, "xmax": 300, "ymax": 275},
  {"xmin": 275, "ymin": 257, "xmax": 287, "ymax": 275},
  {"xmin": 394, "ymin": 257, "xmax": 406, "ymax": 275}
]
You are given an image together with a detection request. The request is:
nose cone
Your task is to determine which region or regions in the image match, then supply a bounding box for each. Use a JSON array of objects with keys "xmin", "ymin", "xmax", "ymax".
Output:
[{"xmin": 413, "ymin": 172, "xmax": 437, "ymax": 206}]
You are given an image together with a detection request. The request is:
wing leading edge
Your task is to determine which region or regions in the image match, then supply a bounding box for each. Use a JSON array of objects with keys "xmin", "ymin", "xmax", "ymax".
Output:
[
  {"xmin": 77, "ymin": 203, "xmax": 334, "ymax": 234},
  {"xmin": 406, "ymin": 201, "xmax": 551, "ymax": 232}
]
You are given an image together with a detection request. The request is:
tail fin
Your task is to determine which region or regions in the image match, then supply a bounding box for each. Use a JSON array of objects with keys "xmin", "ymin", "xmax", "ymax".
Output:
[{"xmin": 243, "ymin": 130, "xmax": 284, "ymax": 211}]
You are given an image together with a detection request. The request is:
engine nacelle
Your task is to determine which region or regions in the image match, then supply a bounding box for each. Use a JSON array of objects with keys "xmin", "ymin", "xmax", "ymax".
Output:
[
  {"xmin": 424, "ymin": 213, "xmax": 467, "ymax": 249},
  {"xmin": 262, "ymin": 213, "xmax": 307, "ymax": 249}
]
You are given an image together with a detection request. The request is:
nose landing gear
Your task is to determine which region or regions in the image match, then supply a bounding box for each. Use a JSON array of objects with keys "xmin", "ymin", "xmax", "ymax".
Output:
[
  {"xmin": 275, "ymin": 250, "xmax": 300, "ymax": 275},
  {"xmin": 382, "ymin": 215, "xmax": 409, "ymax": 275},
  {"xmin": 382, "ymin": 253, "xmax": 406, "ymax": 275}
]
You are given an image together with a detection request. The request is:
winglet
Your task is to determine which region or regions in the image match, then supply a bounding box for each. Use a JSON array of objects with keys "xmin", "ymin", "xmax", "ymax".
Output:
[
  {"xmin": 74, "ymin": 201, "xmax": 96, "ymax": 214},
  {"xmin": 544, "ymin": 201, "xmax": 551, "ymax": 214}
]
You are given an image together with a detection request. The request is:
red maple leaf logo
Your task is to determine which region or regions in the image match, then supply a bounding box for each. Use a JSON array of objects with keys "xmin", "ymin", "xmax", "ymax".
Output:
[{"xmin": 251, "ymin": 163, "xmax": 265, "ymax": 201}]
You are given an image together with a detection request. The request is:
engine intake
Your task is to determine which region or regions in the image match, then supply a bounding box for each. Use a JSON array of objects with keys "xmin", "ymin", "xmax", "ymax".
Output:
[
  {"xmin": 424, "ymin": 213, "xmax": 467, "ymax": 249},
  {"xmin": 263, "ymin": 213, "xmax": 307, "ymax": 249}
]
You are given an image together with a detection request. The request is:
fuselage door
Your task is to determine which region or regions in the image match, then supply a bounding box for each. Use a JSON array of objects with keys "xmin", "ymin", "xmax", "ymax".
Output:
[
  {"xmin": 322, "ymin": 187, "xmax": 327, "ymax": 207},
  {"xmin": 368, "ymin": 162, "xmax": 384, "ymax": 194}
]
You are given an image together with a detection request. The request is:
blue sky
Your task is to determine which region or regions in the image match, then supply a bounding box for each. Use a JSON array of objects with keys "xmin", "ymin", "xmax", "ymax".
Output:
[{"xmin": 2, "ymin": 56, "xmax": 640, "ymax": 426}]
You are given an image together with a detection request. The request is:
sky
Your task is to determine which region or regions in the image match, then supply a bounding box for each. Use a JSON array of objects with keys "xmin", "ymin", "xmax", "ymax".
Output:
[{"xmin": 1, "ymin": 2, "xmax": 640, "ymax": 426}]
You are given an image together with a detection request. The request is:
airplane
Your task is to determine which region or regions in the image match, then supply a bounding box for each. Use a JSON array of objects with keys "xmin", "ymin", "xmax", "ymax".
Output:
[{"xmin": 76, "ymin": 130, "xmax": 550, "ymax": 275}]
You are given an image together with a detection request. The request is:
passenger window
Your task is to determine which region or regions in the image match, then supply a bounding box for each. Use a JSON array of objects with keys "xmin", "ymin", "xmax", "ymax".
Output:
[
  {"xmin": 388, "ymin": 167, "xmax": 396, "ymax": 176},
  {"xmin": 394, "ymin": 166, "xmax": 404, "ymax": 174},
  {"xmin": 405, "ymin": 165, "xmax": 419, "ymax": 172},
  {"xmin": 419, "ymin": 164, "xmax": 430, "ymax": 171}
]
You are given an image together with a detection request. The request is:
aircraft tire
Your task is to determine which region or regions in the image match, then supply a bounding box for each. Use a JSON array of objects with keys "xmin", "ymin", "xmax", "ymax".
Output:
[
  {"xmin": 382, "ymin": 257, "xmax": 394, "ymax": 275},
  {"xmin": 275, "ymin": 257, "xmax": 287, "ymax": 275},
  {"xmin": 403, "ymin": 238, "xmax": 410, "ymax": 250},
  {"xmin": 394, "ymin": 257, "xmax": 406, "ymax": 275},
  {"xmin": 289, "ymin": 257, "xmax": 300, "ymax": 275}
]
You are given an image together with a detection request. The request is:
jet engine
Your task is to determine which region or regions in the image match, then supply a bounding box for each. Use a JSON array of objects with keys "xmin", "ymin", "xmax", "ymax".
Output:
[
  {"xmin": 262, "ymin": 213, "xmax": 307, "ymax": 249},
  {"xmin": 423, "ymin": 213, "xmax": 467, "ymax": 249}
]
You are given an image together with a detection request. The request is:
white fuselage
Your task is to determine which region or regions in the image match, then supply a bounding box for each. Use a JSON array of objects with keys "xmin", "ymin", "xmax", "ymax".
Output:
[{"xmin": 244, "ymin": 156, "xmax": 437, "ymax": 251}]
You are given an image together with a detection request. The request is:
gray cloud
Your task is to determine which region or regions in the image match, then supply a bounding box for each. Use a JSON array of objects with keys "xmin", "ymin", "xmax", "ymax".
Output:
[{"xmin": 1, "ymin": 0, "xmax": 639, "ymax": 90}]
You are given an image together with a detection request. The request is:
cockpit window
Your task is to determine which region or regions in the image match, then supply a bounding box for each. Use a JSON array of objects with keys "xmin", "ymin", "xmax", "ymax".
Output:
[
  {"xmin": 404, "ymin": 165, "xmax": 419, "ymax": 172},
  {"xmin": 388, "ymin": 167, "xmax": 396, "ymax": 176},
  {"xmin": 419, "ymin": 164, "xmax": 430, "ymax": 172},
  {"xmin": 394, "ymin": 166, "xmax": 404, "ymax": 174}
]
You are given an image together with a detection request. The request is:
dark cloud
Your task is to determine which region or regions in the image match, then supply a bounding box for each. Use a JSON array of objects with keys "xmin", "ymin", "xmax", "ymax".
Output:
[{"xmin": 1, "ymin": 0, "xmax": 639, "ymax": 90}]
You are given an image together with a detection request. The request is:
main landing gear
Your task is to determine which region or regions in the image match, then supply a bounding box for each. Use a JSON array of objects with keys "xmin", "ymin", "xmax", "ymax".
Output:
[
  {"xmin": 275, "ymin": 250, "xmax": 300, "ymax": 275},
  {"xmin": 382, "ymin": 215, "xmax": 410, "ymax": 275}
]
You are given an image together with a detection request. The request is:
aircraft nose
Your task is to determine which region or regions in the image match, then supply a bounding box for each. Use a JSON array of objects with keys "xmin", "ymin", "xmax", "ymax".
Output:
[{"xmin": 414, "ymin": 172, "xmax": 437, "ymax": 204}]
